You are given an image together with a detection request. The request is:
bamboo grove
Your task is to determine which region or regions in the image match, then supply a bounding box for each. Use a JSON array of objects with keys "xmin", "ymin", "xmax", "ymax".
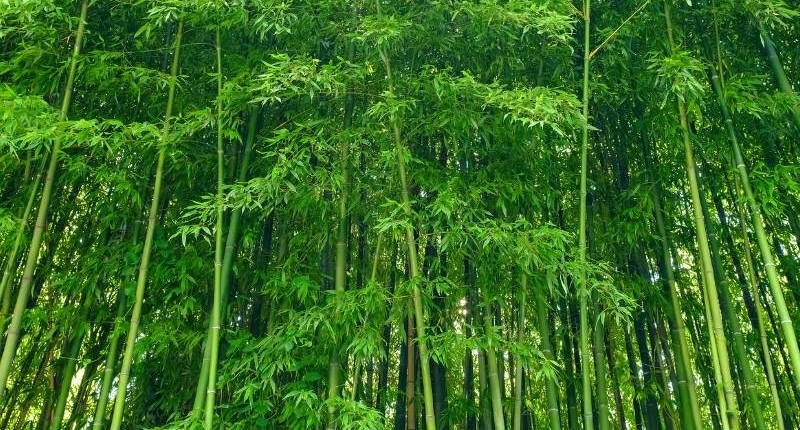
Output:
[{"xmin": 0, "ymin": 0, "xmax": 799, "ymax": 428}]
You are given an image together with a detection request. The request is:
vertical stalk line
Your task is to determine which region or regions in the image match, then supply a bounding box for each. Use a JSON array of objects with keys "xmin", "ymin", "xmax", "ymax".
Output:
[
  {"xmin": 482, "ymin": 293, "xmax": 505, "ymax": 430},
  {"xmin": 109, "ymin": 20, "xmax": 183, "ymax": 430},
  {"xmin": 734, "ymin": 187, "xmax": 784, "ymax": 430},
  {"xmin": 699, "ymin": 256, "xmax": 730, "ymax": 430},
  {"xmin": 512, "ymin": 275, "xmax": 525, "ymax": 430},
  {"xmin": 706, "ymin": 47, "xmax": 792, "ymax": 424},
  {"xmin": 50, "ymin": 293, "xmax": 93, "ymax": 430},
  {"xmin": 375, "ymin": 18, "xmax": 436, "ymax": 430},
  {"xmin": 578, "ymin": 0, "xmax": 594, "ymax": 427},
  {"xmin": 708, "ymin": 54, "xmax": 800, "ymax": 396},
  {"xmin": 698, "ymin": 173, "xmax": 765, "ymax": 430},
  {"xmin": 204, "ymin": 26, "xmax": 225, "ymax": 430},
  {"xmin": 326, "ymin": 14, "xmax": 357, "ymax": 426},
  {"xmin": 662, "ymin": 3, "xmax": 739, "ymax": 428},
  {"xmin": 538, "ymin": 273, "xmax": 562, "ymax": 430},
  {"xmin": 0, "ymin": 156, "xmax": 46, "ymax": 315},
  {"xmin": 756, "ymin": 22, "xmax": 800, "ymax": 127},
  {"xmin": 192, "ymin": 105, "xmax": 259, "ymax": 420},
  {"xmin": 92, "ymin": 252, "xmax": 133, "ymax": 430},
  {"xmin": 681, "ymin": 95, "xmax": 738, "ymax": 429},
  {"xmin": 349, "ymin": 237, "xmax": 383, "ymax": 403},
  {"xmin": 642, "ymin": 122, "xmax": 702, "ymax": 429},
  {"xmin": 592, "ymin": 305, "xmax": 608, "ymax": 430},
  {"xmin": 0, "ymin": 0, "xmax": 88, "ymax": 397},
  {"xmin": 220, "ymin": 108, "xmax": 258, "ymax": 302}
]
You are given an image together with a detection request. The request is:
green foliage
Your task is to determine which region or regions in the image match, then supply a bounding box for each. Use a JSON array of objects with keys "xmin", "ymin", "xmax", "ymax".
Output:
[
  {"xmin": 648, "ymin": 48, "xmax": 707, "ymax": 107},
  {"xmin": 1, "ymin": 0, "xmax": 798, "ymax": 428}
]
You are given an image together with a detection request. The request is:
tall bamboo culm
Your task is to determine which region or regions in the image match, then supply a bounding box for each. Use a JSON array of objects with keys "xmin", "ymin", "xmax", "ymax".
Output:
[
  {"xmin": 374, "ymin": 3, "xmax": 437, "ymax": 425},
  {"xmin": 662, "ymin": 2, "xmax": 739, "ymax": 428},
  {"xmin": 578, "ymin": 0, "xmax": 595, "ymax": 426},
  {"xmin": 108, "ymin": 20, "xmax": 183, "ymax": 430},
  {"xmin": 0, "ymin": 0, "xmax": 89, "ymax": 398}
]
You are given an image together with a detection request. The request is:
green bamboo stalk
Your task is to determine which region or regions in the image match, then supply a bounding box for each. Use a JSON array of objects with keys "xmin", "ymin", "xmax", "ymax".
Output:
[
  {"xmin": 203, "ymin": 26, "xmax": 225, "ymax": 430},
  {"xmin": 578, "ymin": 0, "xmax": 594, "ymax": 426},
  {"xmin": 0, "ymin": 0, "xmax": 88, "ymax": 398},
  {"xmin": 512, "ymin": 276, "xmax": 526, "ymax": 430},
  {"xmin": 348, "ymin": 228, "xmax": 383, "ymax": 403},
  {"xmin": 91, "ymin": 283, "xmax": 129, "ymax": 430},
  {"xmin": 375, "ymin": 5, "xmax": 436, "ymax": 428},
  {"xmin": 349, "ymin": 360, "xmax": 362, "ymax": 402},
  {"xmin": 191, "ymin": 107, "xmax": 259, "ymax": 420},
  {"xmin": 192, "ymin": 338, "xmax": 210, "ymax": 420},
  {"xmin": 4, "ymin": 338, "xmax": 53, "ymax": 429},
  {"xmin": 684, "ymin": 107, "xmax": 738, "ymax": 430},
  {"xmin": 326, "ymin": 18, "xmax": 357, "ymax": 426},
  {"xmin": 698, "ymin": 179, "xmax": 766, "ymax": 430},
  {"xmin": 538, "ymin": 274, "xmax": 561, "ymax": 430},
  {"xmin": 699, "ymin": 256, "xmax": 730, "ymax": 430},
  {"xmin": 734, "ymin": 190, "xmax": 784, "ymax": 430},
  {"xmin": 642, "ymin": 126, "xmax": 702, "ymax": 430},
  {"xmin": 593, "ymin": 306, "xmax": 609, "ymax": 430},
  {"xmin": 604, "ymin": 327, "xmax": 626, "ymax": 430},
  {"xmin": 482, "ymin": 297, "xmax": 505, "ymax": 430},
  {"xmin": 477, "ymin": 348, "xmax": 492, "ymax": 430},
  {"xmin": 393, "ymin": 118, "xmax": 436, "ymax": 430},
  {"xmin": 50, "ymin": 294, "xmax": 93, "ymax": 430},
  {"xmin": 108, "ymin": 20, "xmax": 183, "ymax": 430},
  {"xmin": 662, "ymin": 3, "xmax": 739, "ymax": 428},
  {"xmin": 708, "ymin": 57, "xmax": 800, "ymax": 396},
  {"xmin": 704, "ymin": 49, "xmax": 787, "ymax": 426},
  {"xmin": 220, "ymin": 108, "xmax": 258, "ymax": 301},
  {"xmin": 0, "ymin": 157, "xmax": 45, "ymax": 313},
  {"xmin": 562, "ymin": 296, "xmax": 579, "ymax": 430},
  {"xmin": 756, "ymin": 22, "xmax": 800, "ymax": 127}
]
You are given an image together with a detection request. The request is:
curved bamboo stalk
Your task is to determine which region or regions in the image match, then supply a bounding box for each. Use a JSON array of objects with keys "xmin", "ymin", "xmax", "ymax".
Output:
[
  {"xmin": 642, "ymin": 123, "xmax": 702, "ymax": 430},
  {"xmin": 0, "ymin": 0, "xmax": 89, "ymax": 397},
  {"xmin": 0, "ymin": 157, "xmax": 45, "ymax": 313},
  {"xmin": 91, "ymin": 276, "xmax": 130, "ymax": 430},
  {"xmin": 108, "ymin": 20, "xmax": 183, "ymax": 430},
  {"xmin": 374, "ymin": 3, "xmax": 436, "ymax": 428},
  {"xmin": 662, "ymin": 3, "xmax": 739, "ymax": 428},
  {"xmin": 734, "ymin": 189, "xmax": 784, "ymax": 430},
  {"xmin": 708, "ymin": 58, "xmax": 800, "ymax": 397}
]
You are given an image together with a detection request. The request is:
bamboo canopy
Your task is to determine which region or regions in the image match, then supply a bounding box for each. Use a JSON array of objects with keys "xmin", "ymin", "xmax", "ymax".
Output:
[{"xmin": 0, "ymin": 0, "xmax": 799, "ymax": 428}]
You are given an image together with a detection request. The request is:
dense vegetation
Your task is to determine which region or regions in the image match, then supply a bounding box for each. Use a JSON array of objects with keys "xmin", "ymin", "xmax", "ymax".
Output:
[{"xmin": 1, "ymin": 0, "xmax": 799, "ymax": 428}]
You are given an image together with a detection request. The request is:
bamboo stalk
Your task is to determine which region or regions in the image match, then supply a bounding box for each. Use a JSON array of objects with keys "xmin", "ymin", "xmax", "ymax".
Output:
[
  {"xmin": 708, "ymin": 58, "xmax": 800, "ymax": 397},
  {"xmin": 642, "ymin": 124, "xmax": 702, "ymax": 430},
  {"xmin": 108, "ymin": 20, "xmax": 183, "ymax": 430},
  {"xmin": 203, "ymin": 26, "xmax": 225, "ymax": 430},
  {"xmin": 326, "ymin": 14, "xmax": 357, "ymax": 426},
  {"xmin": 512, "ymin": 276, "xmax": 525, "ymax": 430},
  {"xmin": 538, "ymin": 274, "xmax": 562, "ymax": 430},
  {"xmin": 578, "ymin": 0, "xmax": 594, "ymax": 425},
  {"xmin": 735, "ymin": 188, "xmax": 784, "ymax": 430},
  {"xmin": 374, "ymin": 2, "xmax": 436, "ymax": 426},
  {"xmin": 662, "ymin": 3, "xmax": 739, "ymax": 428},
  {"xmin": 0, "ymin": 157, "xmax": 45, "ymax": 312},
  {"xmin": 0, "ymin": 0, "xmax": 89, "ymax": 397},
  {"xmin": 91, "ymin": 279, "xmax": 130, "ymax": 430}
]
